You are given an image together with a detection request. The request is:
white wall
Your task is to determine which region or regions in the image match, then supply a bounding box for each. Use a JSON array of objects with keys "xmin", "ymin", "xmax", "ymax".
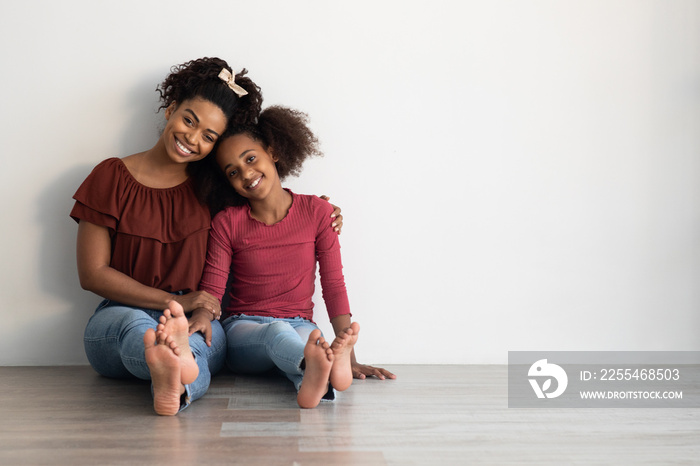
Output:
[{"xmin": 1, "ymin": 0, "xmax": 698, "ymax": 366}]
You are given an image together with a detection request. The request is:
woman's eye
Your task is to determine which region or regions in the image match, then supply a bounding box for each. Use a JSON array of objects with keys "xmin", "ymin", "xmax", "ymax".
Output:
[
  {"xmin": 205, "ymin": 135, "xmax": 214, "ymax": 143},
  {"xmin": 229, "ymin": 170, "xmax": 237, "ymax": 177},
  {"xmin": 184, "ymin": 117, "xmax": 193, "ymax": 125},
  {"xmin": 247, "ymin": 156, "xmax": 256, "ymax": 163}
]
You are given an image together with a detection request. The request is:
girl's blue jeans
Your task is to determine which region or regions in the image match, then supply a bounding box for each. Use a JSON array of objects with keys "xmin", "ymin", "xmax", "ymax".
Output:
[
  {"xmin": 222, "ymin": 314, "xmax": 321, "ymax": 392},
  {"xmin": 83, "ymin": 299, "xmax": 226, "ymax": 411}
]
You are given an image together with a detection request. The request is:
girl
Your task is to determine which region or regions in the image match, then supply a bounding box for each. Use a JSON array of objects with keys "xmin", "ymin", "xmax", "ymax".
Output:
[
  {"xmin": 70, "ymin": 58, "xmax": 343, "ymax": 416},
  {"xmin": 195, "ymin": 106, "xmax": 395, "ymax": 409}
]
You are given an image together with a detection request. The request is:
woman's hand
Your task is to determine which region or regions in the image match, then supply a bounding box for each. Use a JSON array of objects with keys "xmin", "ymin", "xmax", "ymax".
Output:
[
  {"xmin": 188, "ymin": 309, "xmax": 214, "ymax": 347},
  {"xmin": 351, "ymin": 362, "xmax": 397, "ymax": 380},
  {"xmin": 319, "ymin": 195, "xmax": 343, "ymax": 234},
  {"xmin": 173, "ymin": 291, "xmax": 221, "ymax": 317}
]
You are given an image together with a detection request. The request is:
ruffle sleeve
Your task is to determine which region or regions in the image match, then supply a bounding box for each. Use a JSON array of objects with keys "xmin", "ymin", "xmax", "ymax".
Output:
[
  {"xmin": 70, "ymin": 158, "xmax": 124, "ymax": 233},
  {"xmin": 69, "ymin": 157, "xmax": 211, "ymax": 293}
]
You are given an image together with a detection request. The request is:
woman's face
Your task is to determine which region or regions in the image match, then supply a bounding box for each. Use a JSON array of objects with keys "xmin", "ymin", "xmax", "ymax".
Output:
[
  {"xmin": 216, "ymin": 133, "xmax": 281, "ymax": 200},
  {"xmin": 163, "ymin": 97, "xmax": 227, "ymax": 163}
]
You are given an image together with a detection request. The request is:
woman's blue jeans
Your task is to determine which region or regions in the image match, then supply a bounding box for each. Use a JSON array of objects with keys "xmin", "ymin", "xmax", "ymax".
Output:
[
  {"xmin": 83, "ymin": 299, "xmax": 226, "ymax": 411},
  {"xmin": 222, "ymin": 315, "xmax": 320, "ymax": 392}
]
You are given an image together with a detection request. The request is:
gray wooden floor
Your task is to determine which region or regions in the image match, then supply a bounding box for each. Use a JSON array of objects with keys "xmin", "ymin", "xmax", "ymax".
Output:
[{"xmin": 0, "ymin": 365, "xmax": 698, "ymax": 465}]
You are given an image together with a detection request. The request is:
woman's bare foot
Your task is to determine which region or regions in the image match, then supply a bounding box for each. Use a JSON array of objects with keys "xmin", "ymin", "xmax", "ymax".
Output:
[
  {"xmin": 297, "ymin": 330, "xmax": 334, "ymax": 409},
  {"xmin": 158, "ymin": 301, "xmax": 199, "ymax": 385},
  {"xmin": 144, "ymin": 328, "xmax": 185, "ymax": 416},
  {"xmin": 329, "ymin": 322, "xmax": 360, "ymax": 392}
]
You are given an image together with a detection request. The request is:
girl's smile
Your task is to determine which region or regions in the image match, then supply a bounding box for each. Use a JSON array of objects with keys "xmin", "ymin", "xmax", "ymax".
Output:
[{"xmin": 246, "ymin": 175, "xmax": 263, "ymax": 190}]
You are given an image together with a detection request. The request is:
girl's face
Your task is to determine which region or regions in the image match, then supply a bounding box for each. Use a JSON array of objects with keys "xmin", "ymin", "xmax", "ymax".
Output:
[
  {"xmin": 216, "ymin": 133, "xmax": 281, "ymax": 200},
  {"xmin": 163, "ymin": 97, "xmax": 227, "ymax": 164}
]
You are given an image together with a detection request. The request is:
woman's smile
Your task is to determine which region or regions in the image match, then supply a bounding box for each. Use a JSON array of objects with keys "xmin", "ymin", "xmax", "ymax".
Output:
[{"xmin": 175, "ymin": 138, "xmax": 195, "ymax": 156}]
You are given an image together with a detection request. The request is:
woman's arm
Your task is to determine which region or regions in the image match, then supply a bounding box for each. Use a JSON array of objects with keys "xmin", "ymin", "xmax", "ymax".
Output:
[
  {"xmin": 76, "ymin": 220, "xmax": 220, "ymax": 314},
  {"xmin": 330, "ymin": 315, "xmax": 396, "ymax": 380}
]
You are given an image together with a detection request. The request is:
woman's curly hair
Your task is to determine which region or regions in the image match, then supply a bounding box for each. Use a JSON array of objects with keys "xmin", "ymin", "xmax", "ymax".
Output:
[
  {"xmin": 192, "ymin": 105, "xmax": 323, "ymax": 215},
  {"xmin": 156, "ymin": 57, "xmax": 262, "ymax": 128}
]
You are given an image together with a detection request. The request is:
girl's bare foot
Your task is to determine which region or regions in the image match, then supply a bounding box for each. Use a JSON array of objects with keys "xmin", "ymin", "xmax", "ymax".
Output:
[
  {"xmin": 329, "ymin": 322, "xmax": 360, "ymax": 391},
  {"xmin": 144, "ymin": 328, "xmax": 185, "ymax": 416},
  {"xmin": 297, "ymin": 329, "xmax": 334, "ymax": 409},
  {"xmin": 158, "ymin": 301, "xmax": 199, "ymax": 385}
]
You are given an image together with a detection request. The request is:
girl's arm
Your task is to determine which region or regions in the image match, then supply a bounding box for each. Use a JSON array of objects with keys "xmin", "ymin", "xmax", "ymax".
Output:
[
  {"xmin": 76, "ymin": 220, "xmax": 220, "ymax": 315},
  {"xmin": 189, "ymin": 212, "xmax": 235, "ymax": 345},
  {"xmin": 330, "ymin": 314, "xmax": 396, "ymax": 380},
  {"xmin": 315, "ymin": 199, "xmax": 395, "ymax": 380}
]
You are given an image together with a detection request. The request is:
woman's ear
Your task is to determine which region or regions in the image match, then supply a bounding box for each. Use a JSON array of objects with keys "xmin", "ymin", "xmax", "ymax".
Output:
[{"xmin": 164, "ymin": 101, "xmax": 178, "ymax": 120}]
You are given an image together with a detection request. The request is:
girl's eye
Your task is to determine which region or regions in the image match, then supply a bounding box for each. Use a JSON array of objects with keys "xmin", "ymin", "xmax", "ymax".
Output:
[
  {"xmin": 184, "ymin": 117, "xmax": 193, "ymax": 125},
  {"xmin": 228, "ymin": 170, "xmax": 237, "ymax": 177},
  {"xmin": 205, "ymin": 135, "xmax": 215, "ymax": 143},
  {"xmin": 247, "ymin": 156, "xmax": 256, "ymax": 163}
]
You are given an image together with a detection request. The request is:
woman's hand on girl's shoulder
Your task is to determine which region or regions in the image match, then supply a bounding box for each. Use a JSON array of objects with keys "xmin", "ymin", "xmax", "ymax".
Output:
[
  {"xmin": 319, "ymin": 195, "xmax": 343, "ymax": 235},
  {"xmin": 352, "ymin": 362, "xmax": 397, "ymax": 380}
]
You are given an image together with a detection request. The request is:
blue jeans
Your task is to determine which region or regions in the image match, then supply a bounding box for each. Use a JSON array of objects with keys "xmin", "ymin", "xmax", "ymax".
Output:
[
  {"xmin": 83, "ymin": 299, "xmax": 226, "ymax": 411},
  {"xmin": 222, "ymin": 315, "xmax": 320, "ymax": 392}
]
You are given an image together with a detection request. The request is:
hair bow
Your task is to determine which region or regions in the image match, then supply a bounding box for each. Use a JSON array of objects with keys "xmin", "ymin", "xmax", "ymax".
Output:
[{"xmin": 218, "ymin": 68, "xmax": 248, "ymax": 97}]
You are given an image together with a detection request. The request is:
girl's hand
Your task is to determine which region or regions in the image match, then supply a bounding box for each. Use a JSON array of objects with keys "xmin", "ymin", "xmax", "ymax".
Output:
[
  {"xmin": 174, "ymin": 291, "xmax": 221, "ymax": 317},
  {"xmin": 319, "ymin": 195, "xmax": 343, "ymax": 235},
  {"xmin": 351, "ymin": 362, "xmax": 397, "ymax": 380},
  {"xmin": 188, "ymin": 309, "xmax": 214, "ymax": 347}
]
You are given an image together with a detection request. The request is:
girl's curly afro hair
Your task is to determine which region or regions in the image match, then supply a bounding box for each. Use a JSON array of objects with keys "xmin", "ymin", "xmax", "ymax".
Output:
[{"xmin": 191, "ymin": 105, "xmax": 323, "ymax": 215}]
